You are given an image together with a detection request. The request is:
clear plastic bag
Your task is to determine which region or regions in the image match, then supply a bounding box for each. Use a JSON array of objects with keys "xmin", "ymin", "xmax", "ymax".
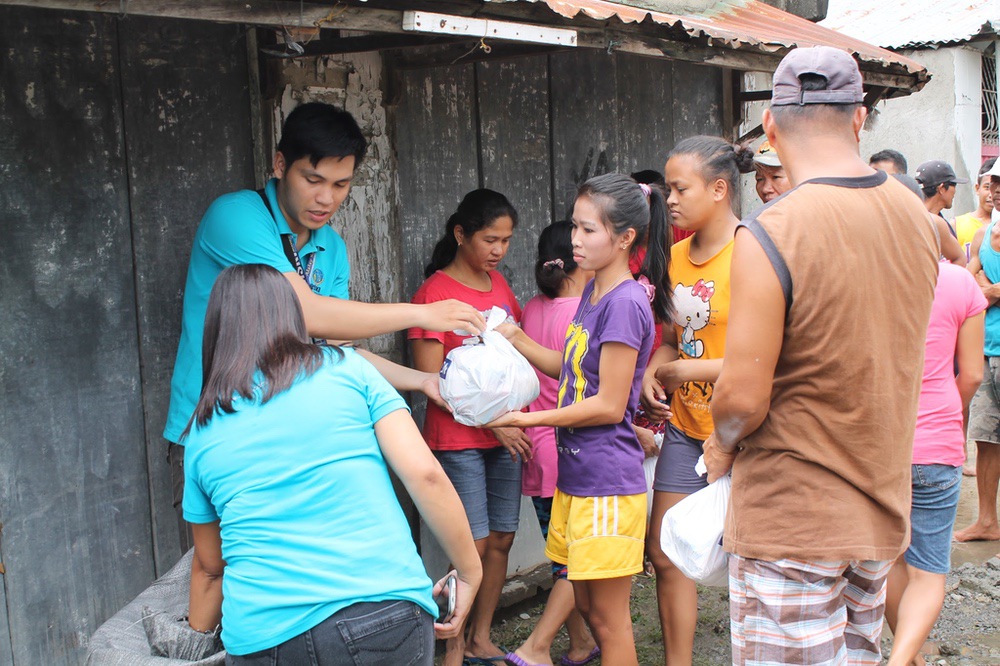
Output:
[
  {"xmin": 439, "ymin": 307, "xmax": 540, "ymax": 427},
  {"xmin": 660, "ymin": 456, "xmax": 731, "ymax": 587}
]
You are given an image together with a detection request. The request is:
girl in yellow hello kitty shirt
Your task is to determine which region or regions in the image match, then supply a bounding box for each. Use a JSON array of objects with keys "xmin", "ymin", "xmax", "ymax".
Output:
[{"xmin": 639, "ymin": 135, "xmax": 754, "ymax": 666}]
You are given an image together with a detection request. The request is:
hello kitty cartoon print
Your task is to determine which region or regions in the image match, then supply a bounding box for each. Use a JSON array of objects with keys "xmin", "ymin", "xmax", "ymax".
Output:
[
  {"xmin": 673, "ymin": 279, "xmax": 715, "ymax": 359},
  {"xmin": 667, "ymin": 236, "xmax": 733, "ymax": 440}
]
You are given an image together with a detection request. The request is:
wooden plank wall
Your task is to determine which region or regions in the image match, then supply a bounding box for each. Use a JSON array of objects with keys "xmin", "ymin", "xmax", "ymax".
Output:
[
  {"xmin": 0, "ymin": 7, "xmax": 256, "ymax": 664},
  {"xmin": 118, "ymin": 15, "xmax": 255, "ymax": 573},
  {"xmin": 0, "ymin": 9, "xmax": 153, "ymax": 665},
  {"xmin": 476, "ymin": 57, "xmax": 552, "ymax": 300},
  {"xmin": 395, "ymin": 64, "xmax": 481, "ymax": 313},
  {"xmin": 396, "ymin": 51, "xmax": 724, "ymax": 307}
]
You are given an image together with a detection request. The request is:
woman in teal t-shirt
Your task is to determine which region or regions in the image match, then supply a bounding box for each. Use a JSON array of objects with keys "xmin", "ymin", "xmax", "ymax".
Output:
[{"xmin": 182, "ymin": 264, "xmax": 481, "ymax": 664}]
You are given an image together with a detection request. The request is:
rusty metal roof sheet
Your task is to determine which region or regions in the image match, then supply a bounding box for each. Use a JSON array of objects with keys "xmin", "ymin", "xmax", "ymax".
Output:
[
  {"xmin": 820, "ymin": 0, "xmax": 999, "ymax": 50},
  {"xmin": 487, "ymin": 0, "xmax": 929, "ymax": 89}
]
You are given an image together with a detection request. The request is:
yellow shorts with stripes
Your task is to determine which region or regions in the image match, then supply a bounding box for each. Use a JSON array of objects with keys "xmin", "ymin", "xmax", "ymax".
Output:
[{"xmin": 544, "ymin": 489, "xmax": 647, "ymax": 580}]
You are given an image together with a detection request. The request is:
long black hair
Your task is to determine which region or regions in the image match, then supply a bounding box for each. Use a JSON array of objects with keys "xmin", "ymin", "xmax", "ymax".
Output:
[
  {"xmin": 183, "ymin": 264, "xmax": 335, "ymax": 437},
  {"xmin": 577, "ymin": 173, "xmax": 673, "ymax": 321},
  {"xmin": 424, "ymin": 189, "xmax": 519, "ymax": 278},
  {"xmin": 668, "ymin": 135, "xmax": 755, "ymax": 197},
  {"xmin": 535, "ymin": 220, "xmax": 578, "ymax": 299}
]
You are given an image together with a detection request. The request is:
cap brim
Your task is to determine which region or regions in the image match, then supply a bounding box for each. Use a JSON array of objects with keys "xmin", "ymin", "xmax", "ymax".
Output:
[
  {"xmin": 954, "ymin": 177, "xmax": 970, "ymax": 184},
  {"xmin": 753, "ymin": 154, "xmax": 782, "ymax": 168}
]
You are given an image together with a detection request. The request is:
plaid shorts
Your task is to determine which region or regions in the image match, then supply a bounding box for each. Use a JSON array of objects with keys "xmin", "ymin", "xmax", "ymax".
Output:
[{"xmin": 729, "ymin": 555, "xmax": 892, "ymax": 665}]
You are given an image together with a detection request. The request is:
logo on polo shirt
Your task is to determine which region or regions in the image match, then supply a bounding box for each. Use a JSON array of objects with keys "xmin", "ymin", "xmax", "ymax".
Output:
[{"xmin": 311, "ymin": 268, "xmax": 324, "ymax": 286}]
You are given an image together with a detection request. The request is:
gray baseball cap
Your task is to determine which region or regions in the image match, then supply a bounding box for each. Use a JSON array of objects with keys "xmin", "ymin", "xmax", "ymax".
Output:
[
  {"xmin": 914, "ymin": 160, "xmax": 968, "ymax": 188},
  {"xmin": 772, "ymin": 46, "xmax": 864, "ymax": 107}
]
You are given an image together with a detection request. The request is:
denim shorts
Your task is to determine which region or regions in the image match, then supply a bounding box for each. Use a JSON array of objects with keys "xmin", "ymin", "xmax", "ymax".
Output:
[
  {"xmin": 652, "ymin": 422, "xmax": 708, "ymax": 494},
  {"xmin": 434, "ymin": 447, "xmax": 521, "ymax": 540},
  {"xmin": 226, "ymin": 600, "xmax": 433, "ymax": 666},
  {"xmin": 969, "ymin": 357, "xmax": 1000, "ymax": 445},
  {"xmin": 904, "ymin": 464, "xmax": 962, "ymax": 574}
]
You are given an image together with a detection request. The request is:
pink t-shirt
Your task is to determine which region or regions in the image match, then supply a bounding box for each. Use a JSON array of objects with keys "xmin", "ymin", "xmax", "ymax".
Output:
[
  {"xmin": 520, "ymin": 295, "xmax": 580, "ymax": 497},
  {"xmin": 913, "ymin": 262, "xmax": 987, "ymax": 465}
]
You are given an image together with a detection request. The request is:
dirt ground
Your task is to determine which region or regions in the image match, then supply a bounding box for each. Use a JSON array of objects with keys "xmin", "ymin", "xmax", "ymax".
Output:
[{"xmin": 481, "ymin": 465, "xmax": 1000, "ymax": 666}]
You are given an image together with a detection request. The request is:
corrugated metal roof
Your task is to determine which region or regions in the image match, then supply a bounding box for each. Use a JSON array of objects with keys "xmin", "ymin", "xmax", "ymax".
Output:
[
  {"xmin": 820, "ymin": 0, "xmax": 999, "ymax": 49},
  {"xmin": 489, "ymin": 0, "xmax": 929, "ymax": 89}
]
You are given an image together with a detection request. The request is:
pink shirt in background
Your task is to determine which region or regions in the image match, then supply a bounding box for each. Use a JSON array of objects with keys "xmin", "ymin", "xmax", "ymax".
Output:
[
  {"xmin": 912, "ymin": 262, "xmax": 987, "ymax": 466},
  {"xmin": 520, "ymin": 295, "xmax": 580, "ymax": 497}
]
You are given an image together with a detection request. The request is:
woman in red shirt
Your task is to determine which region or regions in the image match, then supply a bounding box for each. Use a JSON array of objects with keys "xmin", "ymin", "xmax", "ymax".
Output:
[{"xmin": 410, "ymin": 189, "xmax": 529, "ymax": 666}]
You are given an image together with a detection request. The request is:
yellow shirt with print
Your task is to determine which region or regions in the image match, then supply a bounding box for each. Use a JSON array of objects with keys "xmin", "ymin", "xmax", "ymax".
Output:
[
  {"xmin": 668, "ymin": 236, "xmax": 733, "ymax": 441},
  {"xmin": 956, "ymin": 213, "xmax": 986, "ymax": 262}
]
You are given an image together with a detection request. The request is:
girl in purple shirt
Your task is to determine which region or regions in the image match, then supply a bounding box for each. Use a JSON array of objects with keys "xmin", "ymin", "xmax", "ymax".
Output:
[{"xmin": 492, "ymin": 173, "xmax": 672, "ymax": 666}]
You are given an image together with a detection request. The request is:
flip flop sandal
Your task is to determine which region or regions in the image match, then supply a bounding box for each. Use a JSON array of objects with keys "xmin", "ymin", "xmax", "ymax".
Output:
[
  {"xmin": 503, "ymin": 652, "xmax": 549, "ymax": 666},
  {"xmin": 464, "ymin": 655, "xmax": 508, "ymax": 665},
  {"xmin": 559, "ymin": 646, "xmax": 601, "ymax": 666}
]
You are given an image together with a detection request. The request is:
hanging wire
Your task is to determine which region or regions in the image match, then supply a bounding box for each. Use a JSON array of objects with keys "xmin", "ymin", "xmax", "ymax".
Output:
[{"xmin": 451, "ymin": 38, "xmax": 492, "ymax": 65}]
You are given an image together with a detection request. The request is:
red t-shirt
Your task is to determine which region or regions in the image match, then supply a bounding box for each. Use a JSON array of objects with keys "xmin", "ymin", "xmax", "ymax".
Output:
[{"xmin": 409, "ymin": 270, "xmax": 522, "ymax": 450}]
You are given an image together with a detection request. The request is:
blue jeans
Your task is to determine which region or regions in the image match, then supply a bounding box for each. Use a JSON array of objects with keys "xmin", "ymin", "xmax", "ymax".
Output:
[
  {"xmin": 905, "ymin": 464, "xmax": 962, "ymax": 574},
  {"xmin": 226, "ymin": 600, "xmax": 433, "ymax": 666},
  {"xmin": 434, "ymin": 447, "xmax": 521, "ymax": 540}
]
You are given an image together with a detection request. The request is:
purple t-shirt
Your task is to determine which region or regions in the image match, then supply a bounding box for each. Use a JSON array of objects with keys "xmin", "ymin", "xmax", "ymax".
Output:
[{"xmin": 556, "ymin": 279, "xmax": 654, "ymax": 496}]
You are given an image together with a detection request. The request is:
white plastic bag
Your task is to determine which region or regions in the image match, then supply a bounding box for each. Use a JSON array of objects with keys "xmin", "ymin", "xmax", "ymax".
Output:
[
  {"xmin": 642, "ymin": 432, "xmax": 663, "ymax": 517},
  {"xmin": 660, "ymin": 456, "xmax": 731, "ymax": 587},
  {"xmin": 439, "ymin": 307, "xmax": 540, "ymax": 427}
]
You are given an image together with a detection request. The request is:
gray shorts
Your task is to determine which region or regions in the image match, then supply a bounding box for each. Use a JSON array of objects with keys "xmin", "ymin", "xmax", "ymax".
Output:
[
  {"xmin": 434, "ymin": 447, "xmax": 521, "ymax": 540},
  {"xmin": 652, "ymin": 422, "xmax": 709, "ymax": 494},
  {"xmin": 969, "ymin": 357, "xmax": 1000, "ymax": 445}
]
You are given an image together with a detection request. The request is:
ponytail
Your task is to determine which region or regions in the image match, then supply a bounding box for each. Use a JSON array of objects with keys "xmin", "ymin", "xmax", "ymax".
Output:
[
  {"xmin": 639, "ymin": 186, "xmax": 672, "ymax": 322},
  {"xmin": 424, "ymin": 189, "xmax": 519, "ymax": 278},
  {"xmin": 424, "ymin": 213, "xmax": 461, "ymax": 278},
  {"xmin": 534, "ymin": 220, "xmax": 577, "ymax": 299},
  {"xmin": 578, "ymin": 173, "xmax": 674, "ymax": 322}
]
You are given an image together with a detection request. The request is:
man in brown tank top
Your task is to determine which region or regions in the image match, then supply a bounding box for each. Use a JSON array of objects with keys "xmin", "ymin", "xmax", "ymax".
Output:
[{"xmin": 702, "ymin": 47, "xmax": 939, "ymax": 665}]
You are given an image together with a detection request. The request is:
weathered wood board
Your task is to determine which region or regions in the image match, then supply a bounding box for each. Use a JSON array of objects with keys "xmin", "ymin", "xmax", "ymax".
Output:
[
  {"xmin": 117, "ymin": 15, "xmax": 256, "ymax": 573},
  {"xmin": 617, "ymin": 53, "xmax": 676, "ymax": 176},
  {"xmin": 394, "ymin": 62, "xmax": 480, "ymax": 308},
  {"xmin": 476, "ymin": 56, "xmax": 552, "ymax": 304},
  {"xmin": 550, "ymin": 50, "xmax": 620, "ymax": 222},
  {"xmin": 672, "ymin": 60, "xmax": 724, "ymax": 140},
  {"xmin": 0, "ymin": 8, "xmax": 153, "ymax": 665}
]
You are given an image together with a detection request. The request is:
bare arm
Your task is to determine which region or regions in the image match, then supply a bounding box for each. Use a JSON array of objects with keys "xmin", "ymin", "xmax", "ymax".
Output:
[
  {"xmin": 489, "ymin": 342, "xmax": 638, "ymax": 429},
  {"xmin": 374, "ymin": 410, "xmax": 482, "ymax": 638},
  {"xmin": 974, "ymin": 270, "xmax": 1000, "ymax": 306},
  {"xmin": 499, "ymin": 325, "xmax": 563, "ymax": 379},
  {"xmin": 703, "ymin": 227, "xmax": 785, "ymax": 481},
  {"xmin": 968, "ymin": 227, "xmax": 985, "ymax": 275},
  {"xmin": 936, "ymin": 217, "xmax": 966, "ymax": 267},
  {"xmin": 355, "ymin": 348, "xmax": 450, "ymax": 412},
  {"xmin": 188, "ymin": 522, "xmax": 224, "ymax": 633},
  {"xmin": 640, "ymin": 324, "xmax": 679, "ymax": 420},
  {"xmin": 285, "ymin": 273, "xmax": 485, "ymax": 340},
  {"xmin": 956, "ymin": 312, "xmax": 985, "ymax": 410},
  {"xmin": 654, "ymin": 358, "xmax": 724, "ymax": 394}
]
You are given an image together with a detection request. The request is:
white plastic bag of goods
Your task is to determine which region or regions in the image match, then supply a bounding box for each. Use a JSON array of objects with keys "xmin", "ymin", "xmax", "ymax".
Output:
[
  {"xmin": 642, "ymin": 432, "xmax": 663, "ymax": 517},
  {"xmin": 439, "ymin": 306, "xmax": 540, "ymax": 427},
  {"xmin": 660, "ymin": 455, "xmax": 731, "ymax": 587}
]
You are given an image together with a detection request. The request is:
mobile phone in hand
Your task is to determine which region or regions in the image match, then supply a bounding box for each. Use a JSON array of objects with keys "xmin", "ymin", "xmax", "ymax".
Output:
[{"xmin": 435, "ymin": 572, "xmax": 457, "ymax": 623}]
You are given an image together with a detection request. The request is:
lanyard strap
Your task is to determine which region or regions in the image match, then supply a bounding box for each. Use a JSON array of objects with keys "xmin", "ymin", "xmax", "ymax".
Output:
[
  {"xmin": 257, "ymin": 189, "xmax": 326, "ymax": 345},
  {"xmin": 280, "ymin": 233, "xmax": 317, "ymax": 287},
  {"xmin": 256, "ymin": 189, "xmax": 319, "ymax": 289}
]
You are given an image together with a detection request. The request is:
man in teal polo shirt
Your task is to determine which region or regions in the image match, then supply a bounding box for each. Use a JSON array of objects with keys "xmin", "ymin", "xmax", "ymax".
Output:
[{"xmin": 165, "ymin": 103, "xmax": 484, "ymax": 547}]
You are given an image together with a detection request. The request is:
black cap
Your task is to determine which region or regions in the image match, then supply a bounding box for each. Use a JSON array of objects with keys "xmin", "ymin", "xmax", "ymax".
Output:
[{"xmin": 914, "ymin": 160, "xmax": 968, "ymax": 188}]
